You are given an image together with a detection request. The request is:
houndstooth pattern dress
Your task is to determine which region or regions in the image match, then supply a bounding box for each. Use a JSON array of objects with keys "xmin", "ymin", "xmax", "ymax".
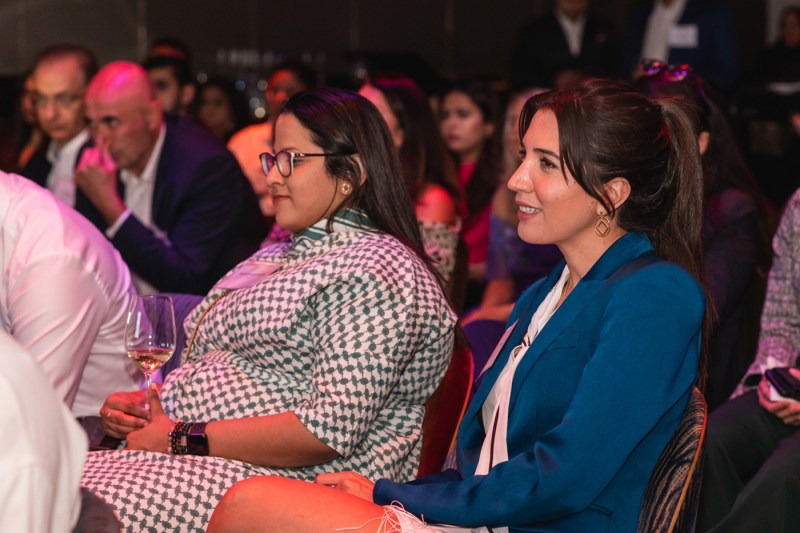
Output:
[{"xmin": 81, "ymin": 211, "xmax": 457, "ymax": 532}]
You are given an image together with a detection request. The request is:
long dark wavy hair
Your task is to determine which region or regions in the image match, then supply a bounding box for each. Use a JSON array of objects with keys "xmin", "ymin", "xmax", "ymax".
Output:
[
  {"xmin": 280, "ymin": 87, "xmax": 435, "ymax": 276},
  {"xmin": 366, "ymin": 73, "xmax": 461, "ymax": 206},
  {"xmin": 441, "ymin": 80, "xmax": 501, "ymax": 223},
  {"xmin": 520, "ymin": 78, "xmax": 711, "ymax": 389}
]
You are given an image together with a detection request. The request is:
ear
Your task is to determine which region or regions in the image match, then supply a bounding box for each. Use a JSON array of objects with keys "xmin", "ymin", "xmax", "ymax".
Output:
[
  {"xmin": 600, "ymin": 177, "xmax": 631, "ymax": 214},
  {"xmin": 392, "ymin": 127, "xmax": 405, "ymax": 150},
  {"xmin": 351, "ymin": 154, "xmax": 367, "ymax": 185},
  {"xmin": 180, "ymin": 84, "xmax": 196, "ymax": 111},
  {"xmin": 146, "ymin": 98, "xmax": 163, "ymax": 131},
  {"xmin": 698, "ymin": 131, "xmax": 710, "ymax": 155}
]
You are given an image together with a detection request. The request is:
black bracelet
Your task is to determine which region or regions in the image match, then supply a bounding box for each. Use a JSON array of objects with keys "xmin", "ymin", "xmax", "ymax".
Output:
[{"xmin": 168, "ymin": 420, "xmax": 188, "ymax": 455}]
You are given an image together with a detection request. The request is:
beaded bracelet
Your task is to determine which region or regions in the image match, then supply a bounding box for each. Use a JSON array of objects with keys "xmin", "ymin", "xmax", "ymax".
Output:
[{"xmin": 168, "ymin": 420, "xmax": 188, "ymax": 455}]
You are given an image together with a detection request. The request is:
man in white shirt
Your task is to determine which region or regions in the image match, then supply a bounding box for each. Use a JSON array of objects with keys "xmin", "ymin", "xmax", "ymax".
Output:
[
  {"xmin": 19, "ymin": 44, "xmax": 97, "ymax": 206},
  {"xmin": 75, "ymin": 61, "xmax": 263, "ymax": 294},
  {"xmin": 0, "ymin": 330, "xmax": 88, "ymax": 533},
  {"xmin": 621, "ymin": 0, "xmax": 738, "ymax": 91},
  {"xmin": 0, "ymin": 171, "xmax": 140, "ymax": 417},
  {"xmin": 509, "ymin": 0, "xmax": 619, "ymax": 89}
]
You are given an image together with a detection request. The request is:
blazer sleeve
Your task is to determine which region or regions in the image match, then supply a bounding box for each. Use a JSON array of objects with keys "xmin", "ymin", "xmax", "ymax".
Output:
[
  {"xmin": 111, "ymin": 150, "xmax": 247, "ymax": 294},
  {"xmin": 374, "ymin": 263, "xmax": 704, "ymax": 528}
]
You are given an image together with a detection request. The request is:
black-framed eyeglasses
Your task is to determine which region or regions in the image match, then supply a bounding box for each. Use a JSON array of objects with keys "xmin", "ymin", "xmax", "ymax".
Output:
[
  {"xmin": 639, "ymin": 59, "xmax": 695, "ymax": 81},
  {"xmin": 259, "ymin": 150, "xmax": 354, "ymax": 177}
]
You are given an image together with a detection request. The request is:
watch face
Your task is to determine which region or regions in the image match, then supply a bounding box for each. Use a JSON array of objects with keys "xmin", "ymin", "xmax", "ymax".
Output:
[{"xmin": 187, "ymin": 423, "xmax": 209, "ymax": 456}]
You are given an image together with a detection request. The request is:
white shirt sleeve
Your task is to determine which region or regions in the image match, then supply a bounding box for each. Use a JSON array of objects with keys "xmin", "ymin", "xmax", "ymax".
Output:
[
  {"xmin": 6, "ymin": 255, "xmax": 109, "ymax": 408},
  {"xmin": 104, "ymin": 208, "xmax": 132, "ymax": 239}
]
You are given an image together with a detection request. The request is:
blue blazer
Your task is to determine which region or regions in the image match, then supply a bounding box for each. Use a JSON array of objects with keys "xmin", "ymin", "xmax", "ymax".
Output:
[
  {"xmin": 374, "ymin": 232, "xmax": 704, "ymax": 532},
  {"xmin": 621, "ymin": 0, "xmax": 738, "ymax": 91}
]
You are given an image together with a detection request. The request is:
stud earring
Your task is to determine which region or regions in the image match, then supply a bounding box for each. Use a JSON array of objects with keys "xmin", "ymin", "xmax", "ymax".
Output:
[
  {"xmin": 595, "ymin": 213, "xmax": 611, "ymax": 237},
  {"xmin": 341, "ymin": 182, "xmax": 353, "ymax": 195}
]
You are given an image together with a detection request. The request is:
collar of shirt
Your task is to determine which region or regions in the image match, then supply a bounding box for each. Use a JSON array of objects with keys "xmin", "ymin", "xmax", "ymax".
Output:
[
  {"xmin": 554, "ymin": 9, "xmax": 587, "ymax": 57},
  {"xmin": 653, "ymin": 0, "xmax": 688, "ymax": 20},
  {"xmin": 291, "ymin": 208, "xmax": 376, "ymax": 253},
  {"xmin": 119, "ymin": 123, "xmax": 167, "ymax": 187},
  {"xmin": 45, "ymin": 129, "xmax": 90, "ymax": 166}
]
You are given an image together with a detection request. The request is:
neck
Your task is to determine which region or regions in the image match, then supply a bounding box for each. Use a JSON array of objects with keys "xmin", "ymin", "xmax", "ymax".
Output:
[{"xmin": 559, "ymin": 227, "xmax": 628, "ymax": 281}]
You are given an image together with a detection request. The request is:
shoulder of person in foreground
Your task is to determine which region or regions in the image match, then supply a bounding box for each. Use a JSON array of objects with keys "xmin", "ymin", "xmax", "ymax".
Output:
[{"xmin": 0, "ymin": 330, "xmax": 87, "ymax": 533}]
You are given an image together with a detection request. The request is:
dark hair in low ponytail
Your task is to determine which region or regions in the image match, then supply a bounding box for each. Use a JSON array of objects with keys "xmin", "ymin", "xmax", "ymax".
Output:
[{"xmin": 519, "ymin": 78, "xmax": 710, "ymax": 389}]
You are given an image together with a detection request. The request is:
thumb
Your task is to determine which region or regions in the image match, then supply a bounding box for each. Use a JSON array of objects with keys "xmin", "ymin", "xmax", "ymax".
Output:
[{"xmin": 147, "ymin": 382, "xmax": 166, "ymax": 418}]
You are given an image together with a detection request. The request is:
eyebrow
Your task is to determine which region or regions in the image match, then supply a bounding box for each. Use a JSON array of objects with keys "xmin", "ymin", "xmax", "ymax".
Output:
[{"xmin": 533, "ymin": 147, "xmax": 561, "ymax": 159}]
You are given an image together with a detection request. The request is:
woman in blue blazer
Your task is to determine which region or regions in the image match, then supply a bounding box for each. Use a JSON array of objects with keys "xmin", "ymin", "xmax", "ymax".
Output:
[{"xmin": 207, "ymin": 78, "xmax": 709, "ymax": 533}]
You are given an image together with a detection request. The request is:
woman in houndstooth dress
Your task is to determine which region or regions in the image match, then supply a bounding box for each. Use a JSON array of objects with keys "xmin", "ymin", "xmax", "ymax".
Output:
[{"xmin": 80, "ymin": 88, "xmax": 456, "ymax": 532}]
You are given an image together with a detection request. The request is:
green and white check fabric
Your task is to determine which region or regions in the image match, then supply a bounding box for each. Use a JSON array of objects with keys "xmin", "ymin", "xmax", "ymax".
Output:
[{"xmin": 81, "ymin": 209, "xmax": 457, "ymax": 532}]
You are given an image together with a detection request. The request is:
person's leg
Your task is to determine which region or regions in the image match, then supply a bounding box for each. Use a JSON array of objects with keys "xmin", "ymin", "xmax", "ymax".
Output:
[
  {"xmin": 707, "ymin": 417, "xmax": 800, "ymax": 532},
  {"xmin": 697, "ymin": 391, "xmax": 796, "ymax": 531},
  {"xmin": 207, "ymin": 476, "xmax": 389, "ymax": 533}
]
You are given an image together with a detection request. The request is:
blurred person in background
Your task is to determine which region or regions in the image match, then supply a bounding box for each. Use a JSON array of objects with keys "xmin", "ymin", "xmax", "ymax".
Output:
[
  {"xmin": 462, "ymin": 88, "xmax": 563, "ymax": 373},
  {"xmin": 636, "ymin": 61, "xmax": 774, "ymax": 410},
  {"xmin": 19, "ymin": 44, "xmax": 97, "ymax": 208},
  {"xmin": 75, "ymin": 61, "xmax": 264, "ymax": 295},
  {"xmin": 143, "ymin": 55, "xmax": 196, "ymax": 117},
  {"xmin": 194, "ymin": 75, "xmax": 251, "ymax": 144},
  {"xmin": 510, "ymin": 0, "xmax": 619, "ymax": 90},
  {"xmin": 228, "ymin": 59, "xmax": 315, "ymax": 248},
  {"xmin": 439, "ymin": 80, "xmax": 502, "ymax": 308},
  {"xmin": 359, "ymin": 73, "xmax": 461, "ymax": 285}
]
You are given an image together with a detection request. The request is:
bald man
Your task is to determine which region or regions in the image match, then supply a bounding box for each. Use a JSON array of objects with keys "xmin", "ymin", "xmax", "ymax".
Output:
[{"xmin": 75, "ymin": 61, "xmax": 264, "ymax": 295}]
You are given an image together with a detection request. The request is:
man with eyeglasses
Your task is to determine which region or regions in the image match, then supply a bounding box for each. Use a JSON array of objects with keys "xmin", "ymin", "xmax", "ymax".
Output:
[
  {"xmin": 19, "ymin": 44, "xmax": 97, "ymax": 207},
  {"xmin": 74, "ymin": 61, "xmax": 265, "ymax": 295}
]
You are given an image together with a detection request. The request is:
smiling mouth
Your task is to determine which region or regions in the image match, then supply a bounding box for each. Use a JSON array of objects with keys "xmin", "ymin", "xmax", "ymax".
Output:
[{"xmin": 519, "ymin": 206, "xmax": 540, "ymax": 214}]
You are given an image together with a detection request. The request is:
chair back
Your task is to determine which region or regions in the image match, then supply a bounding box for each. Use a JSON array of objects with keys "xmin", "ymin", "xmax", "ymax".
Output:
[
  {"xmin": 637, "ymin": 387, "xmax": 707, "ymax": 533},
  {"xmin": 417, "ymin": 344, "xmax": 474, "ymax": 477}
]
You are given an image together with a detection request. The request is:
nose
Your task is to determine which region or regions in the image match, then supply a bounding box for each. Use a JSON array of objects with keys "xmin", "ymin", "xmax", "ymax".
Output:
[
  {"xmin": 41, "ymin": 100, "xmax": 59, "ymax": 121},
  {"xmin": 264, "ymin": 160, "xmax": 284, "ymax": 189},
  {"xmin": 507, "ymin": 160, "xmax": 532, "ymax": 192}
]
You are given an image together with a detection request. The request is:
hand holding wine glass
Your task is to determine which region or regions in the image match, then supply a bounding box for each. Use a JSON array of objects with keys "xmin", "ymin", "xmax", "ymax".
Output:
[{"xmin": 125, "ymin": 294, "xmax": 176, "ymax": 389}]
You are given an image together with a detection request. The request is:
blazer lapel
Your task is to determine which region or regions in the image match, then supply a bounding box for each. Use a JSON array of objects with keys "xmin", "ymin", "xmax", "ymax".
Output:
[
  {"xmin": 507, "ymin": 232, "xmax": 656, "ymax": 411},
  {"xmin": 459, "ymin": 265, "xmax": 564, "ymax": 440}
]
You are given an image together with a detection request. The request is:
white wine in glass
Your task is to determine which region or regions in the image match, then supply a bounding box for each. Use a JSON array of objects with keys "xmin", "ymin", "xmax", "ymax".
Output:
[{"xmin": 125, "ymin": 294, "xmax": 176, "ymax": 388}]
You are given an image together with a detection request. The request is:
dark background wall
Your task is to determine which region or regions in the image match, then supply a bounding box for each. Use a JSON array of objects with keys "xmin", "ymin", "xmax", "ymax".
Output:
[{"xmin": 0, "ymin": 0, "xmax": 769, "ymax": 84}]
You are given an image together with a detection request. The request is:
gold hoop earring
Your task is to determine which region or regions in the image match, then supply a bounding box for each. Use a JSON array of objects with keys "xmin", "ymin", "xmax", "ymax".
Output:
[
  {"xmin": 341, "ymin": 182, "xmax": 353, "ymax": 196},
  {"xmin": 595, "ymin": 214, "xmax": 611, "ymax": 237}
]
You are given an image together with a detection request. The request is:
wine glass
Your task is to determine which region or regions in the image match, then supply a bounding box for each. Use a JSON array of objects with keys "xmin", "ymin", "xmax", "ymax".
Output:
[{"xmin": 125, "ymin": 294, "xmax": 176, "ymax": 389}]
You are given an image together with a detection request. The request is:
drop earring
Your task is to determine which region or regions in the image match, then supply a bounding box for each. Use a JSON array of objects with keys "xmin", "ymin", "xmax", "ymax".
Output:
[{"xmin": 595, "ymin": 213, "xmax": 611, "ymax": 237}]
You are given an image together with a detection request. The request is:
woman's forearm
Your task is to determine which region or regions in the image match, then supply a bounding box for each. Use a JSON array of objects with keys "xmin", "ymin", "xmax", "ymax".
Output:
[{"xmin": 206, "ymin": 411, "xmax": 339, "ymax": 467}]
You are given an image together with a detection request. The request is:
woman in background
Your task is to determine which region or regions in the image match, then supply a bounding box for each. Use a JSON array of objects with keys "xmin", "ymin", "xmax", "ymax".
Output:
[
  {"xmin": 209, "ymin": 77, "xmax": 709, "ymax": 533},
  {"xmin": 636, "ymin": 61, "xmax": 774, "ymax": 410},
  {"xmin": 359, "ymin": 73, "xmax": 461, "ymax": 285},
  {"xmin": 439, "ymin": 80, "xmax": 501, "ymax": 306},
  {"xmin": 195, "ymin": 75, "xmax": 251, "ymax": 144},
  {"xmin": 462, "ymin": 88, "xmax": 562, "ymax": 372}
]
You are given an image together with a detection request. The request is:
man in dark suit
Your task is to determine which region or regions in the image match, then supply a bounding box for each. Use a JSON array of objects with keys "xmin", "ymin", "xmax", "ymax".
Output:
[
  {"xmin": 621, "ymin": 0, "xmax": 738, "ymax": 91},
  {"xmin": 19, "ymin": 44, "xmax": 97, "ymax": 206},
  {"xmin": 76, "ymin": 61, "xmax": 264, "ymax": 295},
  {"xmin": 509, "ymin": 0, "xmax": 619, "ymax": 90}
]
